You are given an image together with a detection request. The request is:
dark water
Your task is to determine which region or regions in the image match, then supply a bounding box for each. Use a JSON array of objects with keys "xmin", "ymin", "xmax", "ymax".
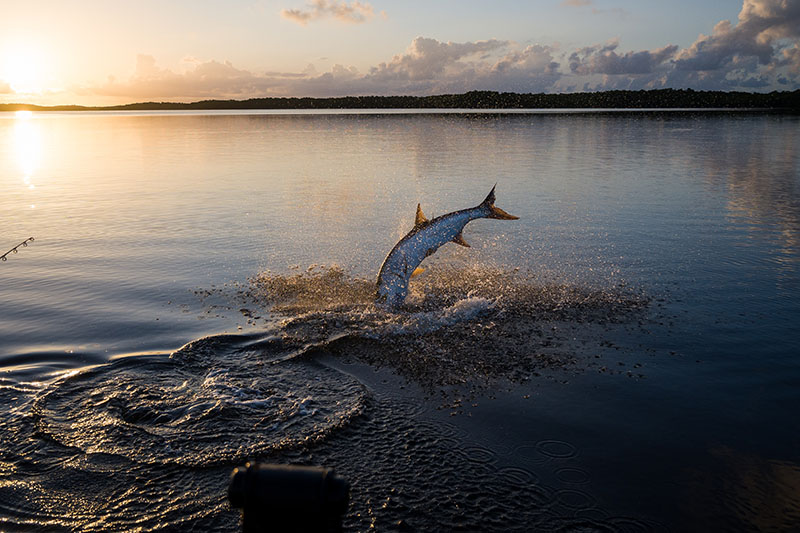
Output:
[{"xmin": 1, "ymin": 110, "xmax": 799, "ymax": 531}]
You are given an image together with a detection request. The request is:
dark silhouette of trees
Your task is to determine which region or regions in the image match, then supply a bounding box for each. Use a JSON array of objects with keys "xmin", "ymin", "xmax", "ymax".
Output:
[{"xmin": 2, "ymin": 89, "xmax": 798, "ymax": 112}]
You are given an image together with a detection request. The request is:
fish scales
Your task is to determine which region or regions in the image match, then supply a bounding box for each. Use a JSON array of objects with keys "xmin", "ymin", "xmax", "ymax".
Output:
[{"xmin": 376, "ymin": 185, "xmax": 518, "ymax": 308}]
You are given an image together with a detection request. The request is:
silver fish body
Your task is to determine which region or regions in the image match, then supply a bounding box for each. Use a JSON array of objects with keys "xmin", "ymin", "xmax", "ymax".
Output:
[{"xmin": 375, "ymin": 185, "xmax": 518, "ymax": 308}]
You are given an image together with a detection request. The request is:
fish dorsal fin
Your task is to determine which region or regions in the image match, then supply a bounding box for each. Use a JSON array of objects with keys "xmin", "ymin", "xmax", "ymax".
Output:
[
  {"xmin": 453, "ymin": 232, "xmax": 470, "ymax": 248},
  {"xmin": 415, "ymin": 204, "xmax": 429, "ymax": 227}
]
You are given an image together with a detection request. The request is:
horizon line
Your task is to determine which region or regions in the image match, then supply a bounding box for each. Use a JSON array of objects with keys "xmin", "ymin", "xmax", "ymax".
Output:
[{"xmin": 1, "ymin": 88, "xmax": 799, "ymax": 112}]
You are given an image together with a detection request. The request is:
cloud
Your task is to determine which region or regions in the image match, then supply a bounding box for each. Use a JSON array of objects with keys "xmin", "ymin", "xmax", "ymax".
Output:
[
  {"xmin": 569, "ymin": 39, "xmax": 678, "ymax": 75},
  {"xmin": 0, "ymin": 80, "xmax": 13, "ymax": 94},
  {"xmin": 366, "ymin": 38, "xmax": 562, "ymax": 94},
  {"xmin": 560, "ymin": 0, "xmax": 799, "ymax": 91},
  {"xmin": 282, "ymin": 0, "xmax": 375, "ymax": 25},
  {"xmin": 85, "ymin": 38, "xmax": 566, "ymax": 100},
  {"xmin": 780, "ymin": 43, "xmax": 800, "ymax": 75},
  {"xmin": 369, "ymin": 37, "xmax": 508, "ymax": 81},
  {"xmin": 89, "ymin": 54, "xmax": 284, "ymax": 99},
  {"xmin": 557, "ymin": 38, "xmax": 679, "ymax": 91},
  {"xmin": 561, "ymin": 0, "xmax": 627, "ymax": 18},
  {"xmin": 81, "ymin": 0, "xmax": 800, "ymax": 103},
  {"xmin": 484, "ymin": 45, "xmax": 563, "ymax": 93},
  {"xmin": 668, "ymin": 0, "xmax": 800, "ymax": 89}
]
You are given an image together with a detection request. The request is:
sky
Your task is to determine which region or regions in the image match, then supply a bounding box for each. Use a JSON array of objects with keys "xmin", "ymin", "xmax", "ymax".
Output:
[{"xmin": 1, "ymin": 0, "xmax": 798, "ymax": 105}]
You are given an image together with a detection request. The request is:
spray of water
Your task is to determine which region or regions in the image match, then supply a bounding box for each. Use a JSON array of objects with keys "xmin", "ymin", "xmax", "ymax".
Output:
[{"xmin": 225, "ymin": 264, "xmax": 652, "ymax": 391}]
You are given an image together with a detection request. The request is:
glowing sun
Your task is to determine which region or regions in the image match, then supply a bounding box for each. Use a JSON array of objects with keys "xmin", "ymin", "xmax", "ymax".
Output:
[{"xmin": 2, "ymin": 45, "xmax": 46, "ymax": 94}]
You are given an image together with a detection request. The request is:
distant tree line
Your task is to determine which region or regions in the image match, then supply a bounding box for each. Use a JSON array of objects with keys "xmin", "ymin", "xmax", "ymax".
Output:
[{"xmin": 2, "ymin": 89, "xmax": 798, "ymax": 112}]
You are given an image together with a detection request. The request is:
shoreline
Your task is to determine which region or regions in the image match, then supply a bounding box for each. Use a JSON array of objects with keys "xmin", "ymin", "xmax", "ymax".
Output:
[
  {"xmin": 3, "ymin": 107, "xmax": 797, "ymax": 119},
  {"xmin": 2, "ymin": 88, "xmax": 798, "ymax": 113}
]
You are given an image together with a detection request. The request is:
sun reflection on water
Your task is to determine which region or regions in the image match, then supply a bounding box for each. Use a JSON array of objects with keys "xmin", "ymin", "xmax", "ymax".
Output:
[
  {"xmin": 12, "ymin": 110, "xmax": 41, "ymax": 195},
  {"xmin": 14, "ymin": 111, "xmax": 42, "ymax": 181}
]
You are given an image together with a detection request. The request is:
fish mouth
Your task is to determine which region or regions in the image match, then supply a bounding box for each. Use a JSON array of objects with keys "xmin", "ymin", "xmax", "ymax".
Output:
[{"xmin": 488, "ymin": 205, "xmax": 519, "ymax": 220}]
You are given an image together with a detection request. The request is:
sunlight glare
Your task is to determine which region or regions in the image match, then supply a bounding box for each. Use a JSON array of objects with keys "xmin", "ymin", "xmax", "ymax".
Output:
[
  {"xmin": 13, "ymin": 112, "xmax": 42, "ymax": 181},
  {"xmin": 2, "ymin": 45, "xmax": 46, "ymax": 94}
]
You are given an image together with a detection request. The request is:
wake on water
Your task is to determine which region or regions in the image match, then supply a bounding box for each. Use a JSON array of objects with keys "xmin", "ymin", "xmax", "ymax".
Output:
[{"xmin": 2, "ymin": 264, "xmax": 659, "ymax": 531}]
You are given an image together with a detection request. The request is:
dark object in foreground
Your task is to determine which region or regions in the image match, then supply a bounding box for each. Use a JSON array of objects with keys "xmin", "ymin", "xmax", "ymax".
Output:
[
  {"xmin": 229, "ymin": 463, "xmax": 350, "ymax": 533},
  {"xmin": 1, "ymin": 237, "xmax": 34, "ymax": 262}
]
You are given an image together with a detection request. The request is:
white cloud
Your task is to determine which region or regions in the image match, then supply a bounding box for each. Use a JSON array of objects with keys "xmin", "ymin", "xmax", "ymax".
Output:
[
  {"xmin": 668, "ymin": 0, "xmax": 800, "ymax": 89},
  {"xmin": 81, "ymin": 0, "xmax": 800, "ymax": 103},
  {"xmin": 0, "ymin": 80, "xmax": 13, "ymax": 94},
  {"xmin": 360, "ymin": 38, "xmax": 562, "ymax": 95},
  {"xmin": 369, "ymin": 37, "xmax": 508, "ymax": 81},
  {"xmin": 554, "ymin": 39, "xmax": 680, "ymax": 91},
  {"xmin": 86, "ymin": 39, "xmax": 565, "ymax": 100},
  {"xmin": 282, "ymin": 0, "xmax": 375, "ymax": 25},
  {"xmin": 89, "ymin": 54, "xmax": 283, "ymax": 99},
  {"xmin": 569, "ymin": 39, "xmax": 678, "ymax": 75}
]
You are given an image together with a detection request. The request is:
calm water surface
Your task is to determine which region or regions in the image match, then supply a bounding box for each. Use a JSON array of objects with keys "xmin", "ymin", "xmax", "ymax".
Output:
[{"xmin": 1, "ymin": 110, "xmax": 799, "ymax": 531}]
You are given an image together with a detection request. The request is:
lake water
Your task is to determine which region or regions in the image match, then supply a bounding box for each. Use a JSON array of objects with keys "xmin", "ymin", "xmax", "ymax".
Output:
[{"xmin": 1, "ymin": 109, "xmax": 799, "ymax": 531}]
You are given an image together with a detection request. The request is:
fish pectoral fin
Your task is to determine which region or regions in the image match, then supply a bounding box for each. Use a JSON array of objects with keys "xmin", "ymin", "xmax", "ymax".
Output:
[
  {"xmin": 452, "ymin": 232, "xmax": 470, "ymax": 248},
  {"xmin": 415, "ymin": 204, "xmax": 429, "ymax": 227},
  {"xmin": 411, "ymin": 267, "xmax": 425, "ymax": 278}
]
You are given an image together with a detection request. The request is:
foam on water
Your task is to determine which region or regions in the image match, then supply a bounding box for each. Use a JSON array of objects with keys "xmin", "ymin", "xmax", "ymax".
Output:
[{"xmin": 398, "ymin": 295, "xmax": 498, "ymax": 334}]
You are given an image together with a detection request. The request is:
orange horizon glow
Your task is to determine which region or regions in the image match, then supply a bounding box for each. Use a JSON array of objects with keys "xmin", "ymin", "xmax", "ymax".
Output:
[{"xmin": 0, "ymin": 0, "xmax": 798, "ymax": 108}]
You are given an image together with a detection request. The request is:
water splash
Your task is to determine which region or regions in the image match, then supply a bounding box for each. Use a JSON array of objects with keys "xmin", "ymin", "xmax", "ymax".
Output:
[
  {"xmin": 248, "ymin": 265, "xmax": 375, "ymax": 313},
  {"xmin": 245, "ymin": 263, "xmax": 645, "ymax": 318},
  {"xmin": 221, "ymin": 264, "xmax": 652, "ymax": 391}
]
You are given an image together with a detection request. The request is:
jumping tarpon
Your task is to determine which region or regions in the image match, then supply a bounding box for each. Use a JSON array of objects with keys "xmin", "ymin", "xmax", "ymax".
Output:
[{"xmin": 376, "ymin": 185, "xmax": 518, "ymax": 308}]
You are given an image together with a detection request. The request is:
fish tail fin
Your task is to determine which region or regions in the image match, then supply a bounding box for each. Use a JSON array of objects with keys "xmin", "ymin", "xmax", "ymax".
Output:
[
  {"xmin": 481, "ymin": 183, "xmax": 498, "ymax": 207},
  {"xmin": 481, "ymin": 184, "xmax": 519, "ymax": 220}
]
